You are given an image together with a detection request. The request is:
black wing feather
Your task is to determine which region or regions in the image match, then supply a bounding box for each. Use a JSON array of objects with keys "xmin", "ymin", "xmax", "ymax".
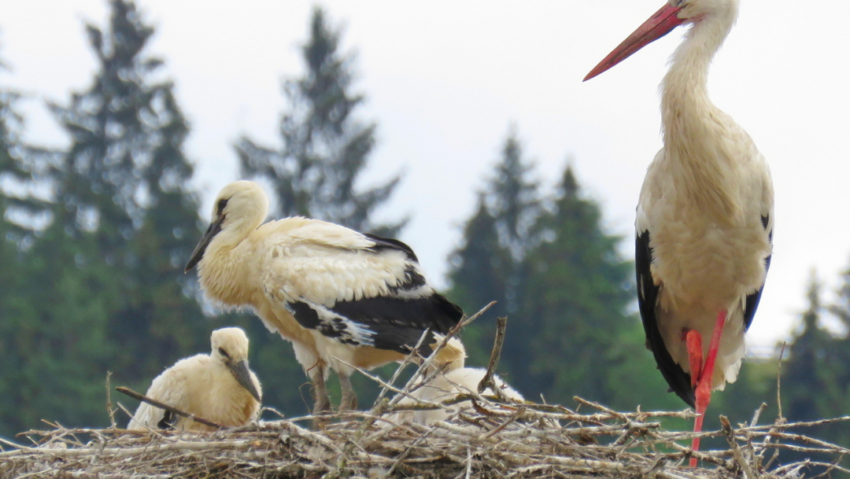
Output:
[
  {"xmin": 333, "ymin": 294, "xmax": 462, "ymax": 354},
  {"xmin": 288, "ymin": 232, "xmax": 462, "ymax": 355},
  {"xmin": 157, "ymin": 410, "xmax": 177, "ymax": 430},
  {"xmin": 363, "ymin": 233, "xmax": 419, "ymax": 262},
  {"xmin": 289, "ymin": 294, "xmax": 463, "ymax": 355},
  {"xmin": 744, "ymin": 215, "xmax": 773, "ymax": 331},
  {"xmin": 636, "ymin": 230, "xmax": 696, "ymax": 408}
]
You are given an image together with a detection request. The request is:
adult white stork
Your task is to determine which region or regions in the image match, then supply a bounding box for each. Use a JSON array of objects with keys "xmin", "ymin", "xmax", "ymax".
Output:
[
  {"xmin": 128, "ymin": 327, "xmax": 262, "ymax": 432},
  {"xmin": 584, "ymin": 0, "xmax": 773, "ymax": 465},
  {"xmin": 185, "ymin": 181, "xmax": 464, "ymax": 416}
]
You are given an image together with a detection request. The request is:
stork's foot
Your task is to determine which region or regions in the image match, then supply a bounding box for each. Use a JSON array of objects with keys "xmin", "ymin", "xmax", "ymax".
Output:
[
  {"xmin": 338, "ymin": 374, "xmax": 359, "ymax": 412},
  {"xmin": 309, "ymin": 365, "xmax": 332, "ymax": 429},
  {"xmin": 311, "ymin": 393, "xmax": 332, "ymax": 430},
  {"xmin": 687, "ymin": 310, "xmax": 728, "ymax": 467}
]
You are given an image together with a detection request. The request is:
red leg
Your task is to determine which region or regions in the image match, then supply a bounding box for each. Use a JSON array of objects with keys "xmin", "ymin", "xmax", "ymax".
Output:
[
  {"xmin": 684, "ymin": 330, "xmax": 703, "ymax": 389},
  {"xmin": 689, "ymin": 310, "xmax": 728, "ymax": 467}
]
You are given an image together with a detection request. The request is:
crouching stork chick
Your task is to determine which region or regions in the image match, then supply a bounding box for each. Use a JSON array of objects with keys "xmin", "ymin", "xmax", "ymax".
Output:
[
  {"xmin": 185, "ymin": 180, "xmax": 463, "ymax": 415},
  {"xmin": 128, "ymin": 327, "xmax": 262, "ymax": 432},
  {"xmin": 389, "ymin": 337, "xmax": 524, "ymax": 426}
]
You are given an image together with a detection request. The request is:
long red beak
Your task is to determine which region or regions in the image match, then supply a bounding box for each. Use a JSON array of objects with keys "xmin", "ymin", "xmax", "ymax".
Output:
[{"xmin": 583, "ymin": 3, "xmax": 685, "ymax": 81}]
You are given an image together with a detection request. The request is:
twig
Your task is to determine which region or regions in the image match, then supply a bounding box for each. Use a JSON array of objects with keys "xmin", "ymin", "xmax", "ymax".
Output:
[
  {"xmin": 105, "ymin": 371, "xmax": 116, "ymax": 429},
  {"xmin": 719, "ymin": 415, "xmax": 757, "ymax": 479},
  {"xmin": 776, "ymin": 342, "xmax": 786, "ymax": 421},
  {"xmin": 478, "ymin": 316, "xmax": 509, "ymax": 402},
  {"xmin": 750, "ymin": 402, "xmax": 768, "ymax": 428},
  {"xmin": 115, "ymin": 386, "xmax": 225, "ymax": 430}
]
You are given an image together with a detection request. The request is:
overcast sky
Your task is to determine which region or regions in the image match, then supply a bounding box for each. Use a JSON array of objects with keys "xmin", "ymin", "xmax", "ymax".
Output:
[{"xmin": 3, "ymin": 0, "xmax": 850, "ymax": 353}]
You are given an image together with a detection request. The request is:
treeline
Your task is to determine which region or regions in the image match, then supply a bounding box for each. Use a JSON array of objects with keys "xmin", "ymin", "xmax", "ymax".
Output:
[{"xmin": 1, "ymin": 0, "xmax": 849, "ymax": 460}]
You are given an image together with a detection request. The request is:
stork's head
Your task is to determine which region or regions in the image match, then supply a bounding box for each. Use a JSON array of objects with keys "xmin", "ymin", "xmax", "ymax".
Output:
[
  {"xmin": 211, "ymin": 327, "xmax": 262, "ymax": 402},
  {"xmin": 185, "ymin": 180, "xmax": 269, "ymax": 273},
  {"xmin": 430, "ymin": 334, "xmax": 467, "ymax": 372},
  {"xmin": 583, "ymin": 0, "xmax": 739, "ymax": 81}
]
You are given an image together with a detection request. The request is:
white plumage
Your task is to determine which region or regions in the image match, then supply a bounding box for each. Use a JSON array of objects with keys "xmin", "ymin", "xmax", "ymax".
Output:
[
  {"xmin": 185, "ymin": 181, "xmax": 463, "ymax": 414},
  {"xmin": 388, "ymin": 338, "xmax": 524, "ymax": 426},
  {"xmin": 585, "ymin": 0, "xmax": 773, "ymax": 464},
  {"xmin": 128, "ymin": 327, "xmax": 262, "ymax": 432}
]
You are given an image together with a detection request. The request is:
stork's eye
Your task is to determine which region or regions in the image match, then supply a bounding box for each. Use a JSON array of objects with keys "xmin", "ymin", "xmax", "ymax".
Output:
[
  {"xmin": 216, "ymin": 198, "xmax": 229, "ymax": 216},
  {"xmin": 218, "ymin": 347, "xmax": 230, "ymax": 359}
]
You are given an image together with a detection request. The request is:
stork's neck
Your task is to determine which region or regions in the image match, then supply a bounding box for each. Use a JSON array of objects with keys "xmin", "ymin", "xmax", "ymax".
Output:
[
  {"xmin": 660, "ymin": 5, "xmax": 741, "ymax": 221},
  {"xmin": 198, "ymin": 235, "xmax": 254, "ymax": 306},
  {"xmin": 661, "ymin": 6, "xmax": 737, "ymax": 142}
]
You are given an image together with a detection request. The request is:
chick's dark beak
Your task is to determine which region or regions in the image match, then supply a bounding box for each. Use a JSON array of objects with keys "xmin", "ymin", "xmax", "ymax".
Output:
[
  {"xmin": 228, "ymin": 359, "xmax": 261, "ymax": 402},
  {"xmin": 185, "ymin": 215, "xmax": 224, "ymax": 273}
]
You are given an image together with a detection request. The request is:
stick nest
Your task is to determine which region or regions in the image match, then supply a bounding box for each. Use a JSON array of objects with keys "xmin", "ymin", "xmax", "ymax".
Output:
[
  {"xmin": 2, "ymin": 309, "xmax": 848, "ymax": 478},
  {"xmin": 3, "ymin": 401, "xmax": 849, "ymax": 479}
]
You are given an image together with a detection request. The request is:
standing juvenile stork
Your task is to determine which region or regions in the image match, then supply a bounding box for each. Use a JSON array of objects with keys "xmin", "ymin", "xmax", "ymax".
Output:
[
  {"xmin": 584, "ymin": 0, "xmax": 773, "ymax": 465},
  {"xmin": 185, "ymin": 181, "xmax": 463, "ymax": 417}
]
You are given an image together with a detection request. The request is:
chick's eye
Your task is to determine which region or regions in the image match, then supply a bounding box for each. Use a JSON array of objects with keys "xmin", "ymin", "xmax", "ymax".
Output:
[
  {"xmin": 216, "ymin": 198, "xmax": 229, "ymax": 216},
  {"xmin": 218, "ymin": 347, "xmax": 230, "ymax": 359}
]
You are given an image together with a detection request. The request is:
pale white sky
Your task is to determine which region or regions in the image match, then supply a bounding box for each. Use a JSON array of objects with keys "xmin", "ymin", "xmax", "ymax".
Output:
[{"xmin": 3, "ymin": 0, "xmax": 850, "ymax": 352}]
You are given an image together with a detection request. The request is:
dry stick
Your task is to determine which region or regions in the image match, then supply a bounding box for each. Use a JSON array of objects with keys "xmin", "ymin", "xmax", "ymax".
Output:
[
  {"xmin": 776, "ymin": 342, "xmax": 787, "ymax": 421},
  {"xmin": 745, "ymin": 402, "xmax": 768, "ymax": 470},
  {"xmin": 105, "ymin": 371, "xmax": 116, "ymax": 429},
  {"xmin": 327, "ymin": 303, "xmax": 494, "ymax": 479},
  {"xmin": 761, "ymin": 342, "xmax": 788, "ymax": 470},
  {"xmin": 115, "ymin": 387, "xmax": 225, "ymax": 430},
  {"xmin": 750, "ymin": 402, "xmax": 768, "ymax": 428},
  {"xmin": 572, "ymin": 397, "xmax": 630, "ymax": 421},
  {"xmin": 478, "ymin": 316, "xmax": 509, "ymax": 402},
  {"xmin": 719, "ymin": 415, "xmax": 757, "ymax": 479},
  {"xmin": 481, "ymin": 406, "xmax": 526, "ymax": 440},
  {"xmin": 384, "ymin": 425, "xmax": 438, "ymax": 476},
  {"xmin": 398, "ymin": 302, "xmax": 496, "ymax": 405}
]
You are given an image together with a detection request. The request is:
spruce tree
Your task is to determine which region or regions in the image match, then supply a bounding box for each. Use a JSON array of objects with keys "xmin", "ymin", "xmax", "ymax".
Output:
[
  {"xmin": 784, "ymin": 275, "xmax": 838, "ymax": 421},
  {"xmin": 0, "ymin": 92, "xmax": 114, "ymax": 436},
  {"xmin": 446, "ymin": 193, "xmax": 511, "ymax": 364},
  {"xmin": 0, "ymin": 0, "xmax": 212, "ymax": 432},
  {"xmin": 826, "ymin": 260, "xmax": 850, "ymax": 447},
  {"xmin": 446, "ymin": 130, "xmax": 540, "ymax": 365},
  {"xmin": 117, "ymin": 68, "xmax": 210, "ymax": 383},
  {"xmin": 490, "ymin": 130, "xmax": 540, "ymax": 265},
  {"xmin": 782, "ymin": 273, "xmax": 848, "ymax": 457},
  {"xmin": 52, "ymin": 0, "xmax": 212, "ymax": 389},
  {"xmin": 237, "ymin": 6, "xmax": 403, "ymax": 236},
  {"xmin": 516, "ymin": 166, "xmax": 665, "ymax": 407}
]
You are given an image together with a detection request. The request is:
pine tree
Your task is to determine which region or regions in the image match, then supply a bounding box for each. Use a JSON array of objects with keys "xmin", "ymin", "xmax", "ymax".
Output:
[{"xmin": 237, "ymin": 6, "xmax": 403, "ymax": 236}]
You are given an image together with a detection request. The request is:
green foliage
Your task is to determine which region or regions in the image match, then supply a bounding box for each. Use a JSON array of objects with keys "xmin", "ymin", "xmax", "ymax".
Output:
[
  {"xmin": 781, "ymin": 272, "xmax": 850, "ymax": 452},
  {"xmin": 447, "ymin": 132, "xmax": 669, "ymax": 410},
  {"xmin": 0, "ymin": 0, "xmax": 213, "ymax": 436},
  {"xmin": 447, "ymin": 130, "xmax": 541, "ymax": 367},
  {"xmin": 237, "ymin": 6, "xmax": 404, "ymax": 237},
  {"xmin": 515, "ymin": 166, "xmax": 665, "ymax": 408}
]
